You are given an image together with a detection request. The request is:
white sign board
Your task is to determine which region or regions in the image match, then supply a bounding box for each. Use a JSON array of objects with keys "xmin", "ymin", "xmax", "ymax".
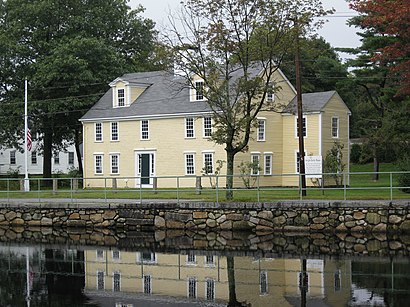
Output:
[{"xmin": 305, "ymin": 156, "xmax": 322, "ymax": 179}]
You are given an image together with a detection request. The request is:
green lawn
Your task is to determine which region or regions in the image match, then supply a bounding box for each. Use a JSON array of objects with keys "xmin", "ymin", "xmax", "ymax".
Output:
[{"xmin": 0, "ymin": 163, "xmax": 408, "ymax": 201}]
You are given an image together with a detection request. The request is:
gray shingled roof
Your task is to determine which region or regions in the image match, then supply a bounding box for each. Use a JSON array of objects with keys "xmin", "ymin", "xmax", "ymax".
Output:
[
  {"xmin": 81, "ymin": 64, "xmax": 269, "ymax": 121},
  {"xmin": 81, "ymin": 70, "xmax": 212, "ymax": 121},
  {"xmin": 283, "ymin": 91, "xmax": 338, "ymax": 114}
]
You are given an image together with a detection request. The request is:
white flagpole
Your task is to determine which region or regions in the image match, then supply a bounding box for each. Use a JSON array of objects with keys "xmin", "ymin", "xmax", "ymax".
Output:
[{"xmin": 24, "ymin": 79, "xmax": 30, "ymax": 192}]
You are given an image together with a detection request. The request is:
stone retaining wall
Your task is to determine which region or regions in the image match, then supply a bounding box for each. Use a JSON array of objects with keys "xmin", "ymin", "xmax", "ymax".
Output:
[{"xmin": 0, "ymin": 200, "xmax": 409, "ymax": 233}]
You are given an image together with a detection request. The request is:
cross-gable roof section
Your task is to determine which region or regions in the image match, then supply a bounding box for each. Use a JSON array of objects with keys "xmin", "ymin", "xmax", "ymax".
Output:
[{"xmin": 283, "ymin": 91, "xmax": 350, "ymax": 114}]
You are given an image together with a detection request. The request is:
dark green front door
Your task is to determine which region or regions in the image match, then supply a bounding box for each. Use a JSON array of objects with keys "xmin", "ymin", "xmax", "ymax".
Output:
[{"xmin": 141, "ymin": 154, "xmax": 150, "ymax": 184}]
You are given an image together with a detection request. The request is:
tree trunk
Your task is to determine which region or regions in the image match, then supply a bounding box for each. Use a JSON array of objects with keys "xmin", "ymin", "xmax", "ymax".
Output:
[
  {"xmin": 42, "ymin": 126, "xmax": 53, "ymax": 186},
  {"xmin": 226, "ymin": 151, "xmax": 235, "ymax": 200},
  {"xmin": 74, "ymin": 128, "xmax": 83, "ymax": 176},
  {"xmin": 227, "ymin": 256, "xmax": 240, "ymax": 307}
]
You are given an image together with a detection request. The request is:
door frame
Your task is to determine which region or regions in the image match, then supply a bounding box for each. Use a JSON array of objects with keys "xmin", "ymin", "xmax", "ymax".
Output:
[{"xmin": 135, "ymin": 150, "xmax": 156, "ymax": 188}]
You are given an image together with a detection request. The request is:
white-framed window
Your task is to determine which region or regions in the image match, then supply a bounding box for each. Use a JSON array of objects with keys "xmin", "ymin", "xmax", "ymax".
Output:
[
  {"xmin": 117, "ymin": 88, "xmax": 125, "ymax": 107},
  {"xmin": 141, "ymin": 120, "xmax": 149, "ymax": 140},
  {"xmin": 195, "ymin": 81, "xmax": 204, "ymax": 100},
  {"xmin": 332, "ymin": 117, "xmax": 339, "ymax": 138},
  {"xmin": 185, "ymin": 118, "xmax": 195, "ymax": 138},
  {"xmin": 68, "ymin": 152, "xmax": 74, "ymax": 165},
  {"xmin": 113, "ymin": 271, "xmax": 121, "ymax": 292},
  {"xmin": 203, "ymin": 117, "xmax": 212, "ymax": 138},
  {"xmin": 110, "ymin": 154, "xmax": 119, "ymax": 174},
  {"xmin": 143, "ymin": 274, "xmax": 152, "ymax": 294},
  {"xmin": 295, "ymin": 151, "xmax": 308, "ymax": 173},
  {"xmin": 96, "ymin": 250, "xmax": 104, "ymax": 260},
  {"xmin": 185, "ymin": 153, "xmax": 195, "ymax": 175},
  {"xmin": 257, "ymin": 119, "xmax": 266, "ymax": 141},
  {"xmin": 54, "ymin": 153, "xmax": 60, "ymax": 165},
  {"xmin": 205, "ymin": 255, "xmax": 215, "ymax": 266},
  {"xmin": 111, "ymin": 122, "xmax": 119, "ymax": 141},
  {"xmin": 267, "ymin": 90, "xmax": 275, "ymax": 102},
  {"xmin": 31, "ymin": 151, "xmax": 37, "ymax": 165},
  {"xmin": 251, "ymin": 153, "xmax": 260, "ymax": 175},
  {"xmin": 264, "ymin": 153, "xmax": 272, "ymax": 175},
  {"xmin": 296, "ymin": 116, "xmax": 307, "ymax": 138},
  {"xmin": 203, "ymin": 152, "xmax": 214, "ymax": 174},
  {"xmin": 10, "ymin": 150, "xmax": 16, "ymax": 165},
  {"xmin": 95, "ymin": 122, "xmax": 103, "ymax": 142},
  {"xmin": 186, "ymin": 252, "xmax": 196, "ymax": 265},
  {"xmin": 112, "ymin": 250, "xmax": 120, "ymax": 260},
  {"xmin": 138, "ymin": 252, "xmax": 156, "ymax": 264},
  {"xmin": 94, "ymin": 154, "xmax": 103, "ymax": 174},
  {"xmin": 97, "ymin": 270, "xmax": 105, "ymax": 290},
  {"xmin": 260, "ymin": 271, "xmax": 268, "ymax": 295},
  {"xmin": 206, "ymin": 279, "xmax": 215, "ymax": 301},
  {"xmin": 188, "ymin": 277, "xmax": 197, "ymax": 298}
]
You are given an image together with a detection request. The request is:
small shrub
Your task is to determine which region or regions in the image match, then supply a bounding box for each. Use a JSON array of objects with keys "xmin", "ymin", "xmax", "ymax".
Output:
[
  {"xmin": 6, "ymin": 167, "xmax": 21, "ymax": 178},
  {"xmin": 237, "ymin": 161, "xmax": 261, "ymax": 189}
]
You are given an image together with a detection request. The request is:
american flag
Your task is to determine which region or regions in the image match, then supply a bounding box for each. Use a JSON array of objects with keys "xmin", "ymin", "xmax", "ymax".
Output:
[{"xmin": 27, "ymin": 129, "xmax": 32, "ymax": 151}]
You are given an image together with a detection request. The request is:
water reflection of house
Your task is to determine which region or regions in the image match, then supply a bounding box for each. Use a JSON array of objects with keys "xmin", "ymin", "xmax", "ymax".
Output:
[
  {"xmin": 84, "ymin": 249, "xmax": 229, "ymax": 305},
  {"xmin": 84, "ymin": 250, "xmax": 353, "ymax": 307},
  {"xmin": 234, "ymin": 257, "xmax": 352, "ymax": 307}
]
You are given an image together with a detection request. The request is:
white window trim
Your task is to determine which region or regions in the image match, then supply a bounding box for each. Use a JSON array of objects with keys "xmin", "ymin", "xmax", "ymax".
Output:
[
  {"xmin": 113, "ymin": 271, "xmax": 121, "ymax": 292},
  {"xmin": 202, "ymin": 152, "xmax": 214, "ymax": 175},
  {"xmin": 187, "ymin": 277, "xmax": 197, "ymax": 298},
  {"xmin": 143, "ymin": 274, "xmax": 152, "ymax": 294},
  {"xmin": 94, "ymin": 153, "xmax": 104, "ymax": 175},
  {"xmin": 331, "ymin": 116, "xmax": 339, "ymax": 138},
  {"xmin": 110, "ymin": 153, "xmax": 120, "ymax": 175},
  {"xmin": 264, "ymin": 153, "xmax": 273, "ymax": 176},
  {"xmin": 205, "ymin": 278, "xmax": 216, "ymax": 301},
  {"xmin": 95, "ymin": 122, "xmax": 103, "ymax": 142},
  {"xmin": 295, "ymin": 150, "xmax": 307, "ymax": 174},
  {"xmin": 190, "ymin": 79, "xmax": 206, "ymax": 102},
  {"xmin": 116, "ymin": 88, "xmax": 126, "ymax": 107},
  {"xmin": 295, "ymin": 116, "xmax": 307, "ymax": 138},
  {"xmin": 96, "ymin": 270, "xmax": 105, "ymax": 290},
  {"xmin": 110, "ymin": 122, "xmax": 119, "ymax": 141},
  {"xmin": 185, "ymin": 117, "xmax": 195, "ymax": 138},
  {"xmin": 251, "ymin": 153, "xmax": 261, "ymax": 175},
  {"xmin": 202, "ymin": 116, "xmax": 212, "ymax": 138},
  {"xmin": 140, "ymin": 120, "xmax": 150, "ymax": 140},
  {"xmin": 184, "ymin": 153, "xmax": 196, "ymax": 176},
  {"xmin": 257, "ymin": 118, "xmax": 266, "ymax": 141}
]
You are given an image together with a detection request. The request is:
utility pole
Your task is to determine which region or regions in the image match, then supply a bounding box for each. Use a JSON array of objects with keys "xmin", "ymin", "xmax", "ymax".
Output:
[{"xmin": 295, "ymin": 20, "xmax": 307, "ymax": 196}]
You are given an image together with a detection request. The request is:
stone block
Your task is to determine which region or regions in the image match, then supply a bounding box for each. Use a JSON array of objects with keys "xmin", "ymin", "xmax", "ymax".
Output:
[
  {"xmin": 154, "ymin": 216, "xmax": 165, "ymax": 228},
  {"xmin": 366, "ymin": 212, "xmax": 381, "ymax": 225},
  {"xmin": 193, "ymin": 211, "xmax": 208, "ymax": 219}
]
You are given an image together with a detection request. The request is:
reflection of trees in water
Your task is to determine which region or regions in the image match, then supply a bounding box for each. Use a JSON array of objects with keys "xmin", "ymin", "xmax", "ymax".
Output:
[
  {"xmin": 44, "ymin": 249, "xmax": 88, "ymax": 303},
  {"xmin": 227, "ymin": 256, "xmax": 250, "ymax": 307},
  {"xmin": 0, "ymin": 251, "xmax": 27, "ymax": 306},
  {"xmin": 352, "ymin": 260, "xmax": 410, "ymax": 307}
]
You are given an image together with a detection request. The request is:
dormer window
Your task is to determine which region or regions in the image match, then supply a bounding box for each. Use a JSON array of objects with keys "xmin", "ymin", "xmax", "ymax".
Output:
[
  {"xmin": 190, "ymin": 79, "xmax": 206, "ymax": 102},
  {"xmin": 117, "ymin": 89, "xmax": 125, "ymax": 107},
  {"xmin": 195, "ymin": 81, "xmax": 204, "ymax": 100}
]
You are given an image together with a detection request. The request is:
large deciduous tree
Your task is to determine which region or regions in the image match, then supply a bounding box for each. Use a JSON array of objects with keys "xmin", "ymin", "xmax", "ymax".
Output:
[
  {"xmin": 0, "ymin": 0, "xmax": 157, "ymax": 178},
  {"xmin": 164, "ymin": 0, "xmax": 329, "ymax": 199},
  {"xmin": 349, "ymin": 0, "xmax": 410, "ymax": 96},
  {"xmin": 343, "ymin": 0, "xmax": 410, "ymax": 178}
]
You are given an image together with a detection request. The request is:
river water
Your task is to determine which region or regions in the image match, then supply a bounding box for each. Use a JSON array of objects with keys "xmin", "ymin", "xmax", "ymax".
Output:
[{"xmin": 0, "ymin": 229, "xmax": 409, "ymax": 307}]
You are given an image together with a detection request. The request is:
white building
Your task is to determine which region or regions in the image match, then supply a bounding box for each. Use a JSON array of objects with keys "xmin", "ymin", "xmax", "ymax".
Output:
[{"xmin": 0, "ymin": 142, "xmax": 80, "ymax": 175}]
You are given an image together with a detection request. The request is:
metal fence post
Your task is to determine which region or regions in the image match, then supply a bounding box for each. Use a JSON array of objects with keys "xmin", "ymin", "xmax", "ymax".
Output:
[
  {"xmin": 343, "ymin": 173, "xmax": 347, "ymax": 200},
  {"xmin": 104, "ymin": 178, "xmax": 107, "ymax": 203},
  {"xmin": 390, "ymin": 172, "xmax": 393, "ymax": 200},
  {"xmin": 257, "ymin": 175, "xmax": 260, "ymax": 203},
  {"xmin": 177, "ymin": 176, "xmax": 180, "ymax": 203},
  {"xmin": 216, "ymin": 175, "xmax": 219, "ymax": 203}
]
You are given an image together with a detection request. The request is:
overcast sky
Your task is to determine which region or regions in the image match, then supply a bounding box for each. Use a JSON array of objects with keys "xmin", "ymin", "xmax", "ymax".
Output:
[{"xmin": 129, "ymin": 0, "xmax": 361, "ymax": 60}]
